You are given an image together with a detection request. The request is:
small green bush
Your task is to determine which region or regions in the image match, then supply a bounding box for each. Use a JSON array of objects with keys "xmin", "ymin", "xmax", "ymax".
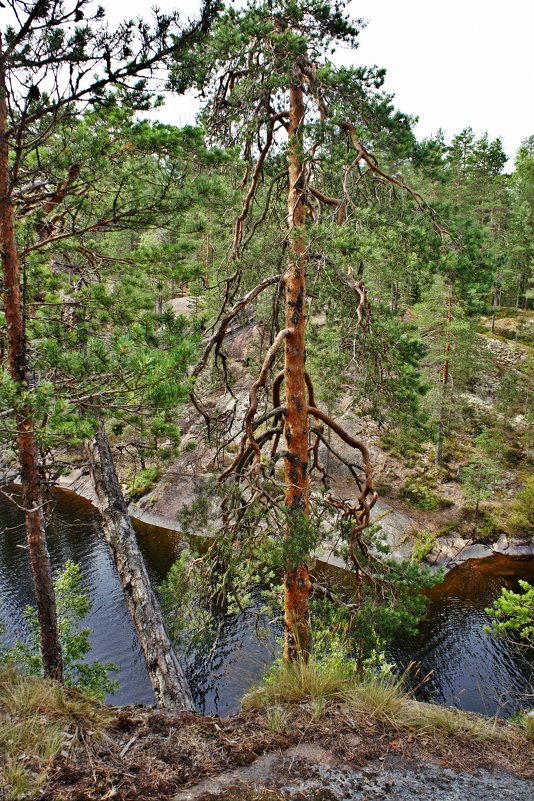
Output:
[
  {"xmin": 477, "ymin": 512, "xmax": 499, "ymax": 540},
  {"xmin": 510, "ymin": 477, "xmax": 534, "ymax": 535},
  {"xmin": 484, "ymin": 580, "xmax": 534, "ymax": 649},
  {"xmin": 126, "ymin": 466, "xmax": 160, "ymax": 501},
  {"xmin": 0, "ymin": 562, "xmax": 117, "ymax": 700},
  {"xmin": 400, "ymin": 475, "xmax": 452, "ymax": 511},
  {"xmin": 411, "ymin": 529, "xmax": 435, "ymax": 562}
]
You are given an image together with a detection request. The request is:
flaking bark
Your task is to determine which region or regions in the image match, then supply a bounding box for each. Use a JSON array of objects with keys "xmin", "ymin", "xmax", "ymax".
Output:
[
  {"xmin": 86, "ymin": 423, "xmax": 194, "ymax": 710},
  {"xmin": 283, "ymin": 76, "xmax": 311, "ymax": 662}
]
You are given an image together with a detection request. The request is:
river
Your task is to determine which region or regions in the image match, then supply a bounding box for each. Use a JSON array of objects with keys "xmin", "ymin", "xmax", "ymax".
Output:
[{"xmin": 0, "ymin": 491, "xmax": 532, "ymax": 717}]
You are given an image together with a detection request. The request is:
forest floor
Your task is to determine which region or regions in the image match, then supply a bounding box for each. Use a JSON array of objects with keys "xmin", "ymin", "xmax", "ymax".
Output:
[
  {"xmin": 1, "ymin": 662, "xmax": 529, "ymax": 801},
  {"xmin": 31, "ymin": 695, "xmax": 534, "ymax": 801}
]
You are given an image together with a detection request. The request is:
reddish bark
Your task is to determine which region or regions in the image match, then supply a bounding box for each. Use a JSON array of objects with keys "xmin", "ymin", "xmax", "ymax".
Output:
[
  {"xmin": 0, "ymin": 59, "xmax": 63, "ymax": 680},
  {"xmin": 284, "ymin": 565, "xmax": 312, "ymax": 662},
  {"xmin": 283, "ymin": 76, "xmax": 311, "ymax": 662}
]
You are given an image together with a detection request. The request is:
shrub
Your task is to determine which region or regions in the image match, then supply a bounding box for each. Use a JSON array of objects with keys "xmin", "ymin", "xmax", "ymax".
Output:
[
  {"xmin": 410, "ymin": 529, "xmax": 435, "ymax": 562},
  {"xmin": 484, "ymin": 580, "xmax": 534, "ymax": 651},
  {"xmin": 509, "ymin": 476, "xmax": 534, "ymax": 535},
  {"xmin": 126, "ymin": 466, "xmax": 160, "ymax": 501},
  {"xmin": 400, "ymin": 475, "xmax": 452, "ymax": 511},
  {"xmin": 477, "ymin": 511, "xmax": 499, "ymax": 541},
  {"xmin": 0, "ymin": 562, "xmax": 117, "ymax": 700}
]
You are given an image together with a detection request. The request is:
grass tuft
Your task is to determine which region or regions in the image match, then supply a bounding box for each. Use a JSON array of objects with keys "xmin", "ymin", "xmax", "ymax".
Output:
[
  {"xmin": 243, "ymin": 657, "xmax": 350, "ymax": 709},
  {"xmin": 243, "ymin": 656, "xmax": 408, "ymax": 726},
  {"xmin": 523, "ymin": 714, "xmax": 534, "ymax": 740},
  {"xmin": 244, "ymin": 656, "xmax": 531, "ymax": 745},
  {"xmin": 399, "ymin": 700, "xmax": 506, "ymax": 740},
  {"xmin": 346, "ymin": 675, "xmax": 408, "ymax": 723},
  {"xmin": 0, "ymin": 667, "xmax": 111, "ymax": 800},
  {"xmin": 512, "ymin": 711, "xmax": 534, "ymax": 741},
  {"xmin": 263, "ymin": 706, "xmax": 288, "ymax": 734}
]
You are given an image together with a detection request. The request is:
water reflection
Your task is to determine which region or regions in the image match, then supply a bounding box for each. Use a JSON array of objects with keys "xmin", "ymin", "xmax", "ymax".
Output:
[
  {"xmin": 1, "ymin": 491, "xmax": 532, "ymax": 717},
  {"xmin": 391, "ymin": 556, "xmax": 534, "ymax": 717},
  {"xmin": 0, "ymin": 492, "xmax": 278, "ymax": 714}
]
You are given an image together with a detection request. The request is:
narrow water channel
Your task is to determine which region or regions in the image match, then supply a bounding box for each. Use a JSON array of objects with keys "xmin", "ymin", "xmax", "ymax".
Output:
[{"xmin": 0, "ymin": 491, "xmax": 532, "ymax": 717}]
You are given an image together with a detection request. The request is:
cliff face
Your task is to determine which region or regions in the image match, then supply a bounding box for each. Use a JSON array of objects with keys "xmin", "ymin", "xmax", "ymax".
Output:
[
  {"xmin": 124, "ymin": 310, "xmax": 532, "ymax": 572},
  {"xmin": 47, "ymin": 310, "xmax": 532, "ymax": 574}
]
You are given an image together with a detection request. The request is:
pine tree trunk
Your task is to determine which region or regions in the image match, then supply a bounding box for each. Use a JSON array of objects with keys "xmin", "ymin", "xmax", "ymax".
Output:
[
  {"xmin": 0, "ymin": 62, "xmax": 63, "ymax": 681},
  {"xmin": 85, "ymin": 424, "xmax": 194, "ymax": 710},
  {"xmin": 283, "ymin": 75, "xmax": 311, "ymax": 663}
]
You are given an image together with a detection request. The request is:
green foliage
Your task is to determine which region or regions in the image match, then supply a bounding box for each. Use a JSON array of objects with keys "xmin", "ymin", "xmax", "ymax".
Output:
[
  {"xmin": 2, "ymin": 0, "xmax": 532, "ymax": 717},
  {"xmin": 412, "ymin": 275, "xmax": 485, "ymax": 454},
  {"xmin": 410, "ymin": 529, "xmax": 436, "ymax": 563},
  {"xmin": 460, "ymin": 455, "xmax": 501, "ymax": 511},
  {"xmin": 400, "ymin": 474, "xmax": 452, "ymax": 511},
  {"xmin": 485, "ymin": 581, "xmax": 534, "ymax": 650},
  {"xmin": 311, "ymin": 523, "xmax": 440, "ymax": 666},
  {"xmin": 159, "ymin": 551, "xmax": 213, "ymax": 644},
  {"xmin": 126, "ymin": 467, "xmax": 160, "ymax": 501},
  {"xmin": 0, "ymin": 563, "xmax": 117, "ymax": 700},
  {"xmin": 161, "ymin": 503, "xmax": 439, "ymax": 671},
  {"xmin": 282, "ymin": 510, "xmax": 322, "ymax": 571},
  {"xmin": 509, "ymin": 477, "xmax": 534, "ymax": 535}
]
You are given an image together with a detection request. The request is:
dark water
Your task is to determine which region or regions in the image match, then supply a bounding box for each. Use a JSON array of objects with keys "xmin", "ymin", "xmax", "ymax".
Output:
[
  {"xmin": 0, "ymin": 492, "xmax": 277, "ymax": 715},
  {"xmin": 391, "ymin": 556, "xmax": 534, "ymax": 717},
  {"xmin": 0, "ymin": 491, "xmax": 532, "ymax": 717}
]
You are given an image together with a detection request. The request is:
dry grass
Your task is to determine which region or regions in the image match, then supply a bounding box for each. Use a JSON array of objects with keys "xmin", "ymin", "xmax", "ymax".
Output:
[
  {"xmin": 243, "ymin": 657, "xmax": 531, "ymax": 745},
  {"xmin": 0, "ymin": 667, "xmax": 111, "ymax": 800},
  {"xmin": 514, "ymin": 712, "xmax": 534, "ymax": 740},
  {"xmin": 263, "ymin": 706, "xmax": 288, "ymax": 734},
  {"xmin": 243, "ymin": 657, "xmax": 412, "ymax": 730},
  {"xmin": 398, "ymin": 700, "xmax": 507, "ymax": 740},
  {"xmin": 243, "ymin": 658, "xmax": 353, "ymax": 709},
  {"xmin": 345, "ymin": 676, "xmax": 408, "ymax": 723}
]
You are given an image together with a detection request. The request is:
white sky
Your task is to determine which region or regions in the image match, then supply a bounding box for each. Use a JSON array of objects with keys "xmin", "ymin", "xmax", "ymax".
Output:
[
  {"xmin": 111, "ymin": 0, "xmax": 533, "ymax": 163},
  {"xmin": 9, "ymin": 0, "xmax": 534, "ymax": 161}
]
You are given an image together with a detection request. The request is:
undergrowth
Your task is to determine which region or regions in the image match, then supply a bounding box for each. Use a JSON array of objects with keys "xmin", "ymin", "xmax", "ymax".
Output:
[
  {"xmin": 400, "ymin": 474, "xmax": 453, "ymax": 511},
  {"xmin": 0, "ymin": 667, "xmax": 110, "ymax": 800},
  {"xmin": 244, "ymin": 656, "xmax": 528, "ymax": 743}
]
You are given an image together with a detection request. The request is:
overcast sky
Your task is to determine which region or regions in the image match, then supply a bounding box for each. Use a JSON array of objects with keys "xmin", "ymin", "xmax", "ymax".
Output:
[{"xmin": 63, "ymin": 1, "xmax": 534, "ymax": 162}]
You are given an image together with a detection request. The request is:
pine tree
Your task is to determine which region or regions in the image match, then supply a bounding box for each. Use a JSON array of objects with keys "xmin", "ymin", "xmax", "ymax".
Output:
[
  {"xmin": 187, "ymin": 0, "xmax": 436, "ymax": 661},
  {"xmin": 0, "ymin": 0, "xmax": 217, "ymax": 684}
]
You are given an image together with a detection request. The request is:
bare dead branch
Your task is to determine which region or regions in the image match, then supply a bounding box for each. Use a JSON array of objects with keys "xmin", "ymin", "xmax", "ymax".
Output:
[
  {"xmin": 245, "ymin": 327, "xmax": 291, "ymax": 467},
  {"xmin": 191, "ymin": 273, "xmax": 282, "ymax": 381}
]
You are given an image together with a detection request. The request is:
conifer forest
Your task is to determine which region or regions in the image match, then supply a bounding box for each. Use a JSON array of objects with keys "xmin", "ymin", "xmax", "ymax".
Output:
[{"xmin": 0, "ymin": 2, "xmax": 533, "ymax": 799}]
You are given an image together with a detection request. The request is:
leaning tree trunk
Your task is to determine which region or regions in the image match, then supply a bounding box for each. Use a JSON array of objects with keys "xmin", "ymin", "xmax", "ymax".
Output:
[
  {"xmin": 85, "ymin": 423, "xmax": 194, "ymax": 710},
  {"xmin": 283, "ymin": 73, "xmax": 311, "ymax": 663},
  {"xmin": 0, "ymin": 60, "xmax": 63, "ymax": 680}
]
